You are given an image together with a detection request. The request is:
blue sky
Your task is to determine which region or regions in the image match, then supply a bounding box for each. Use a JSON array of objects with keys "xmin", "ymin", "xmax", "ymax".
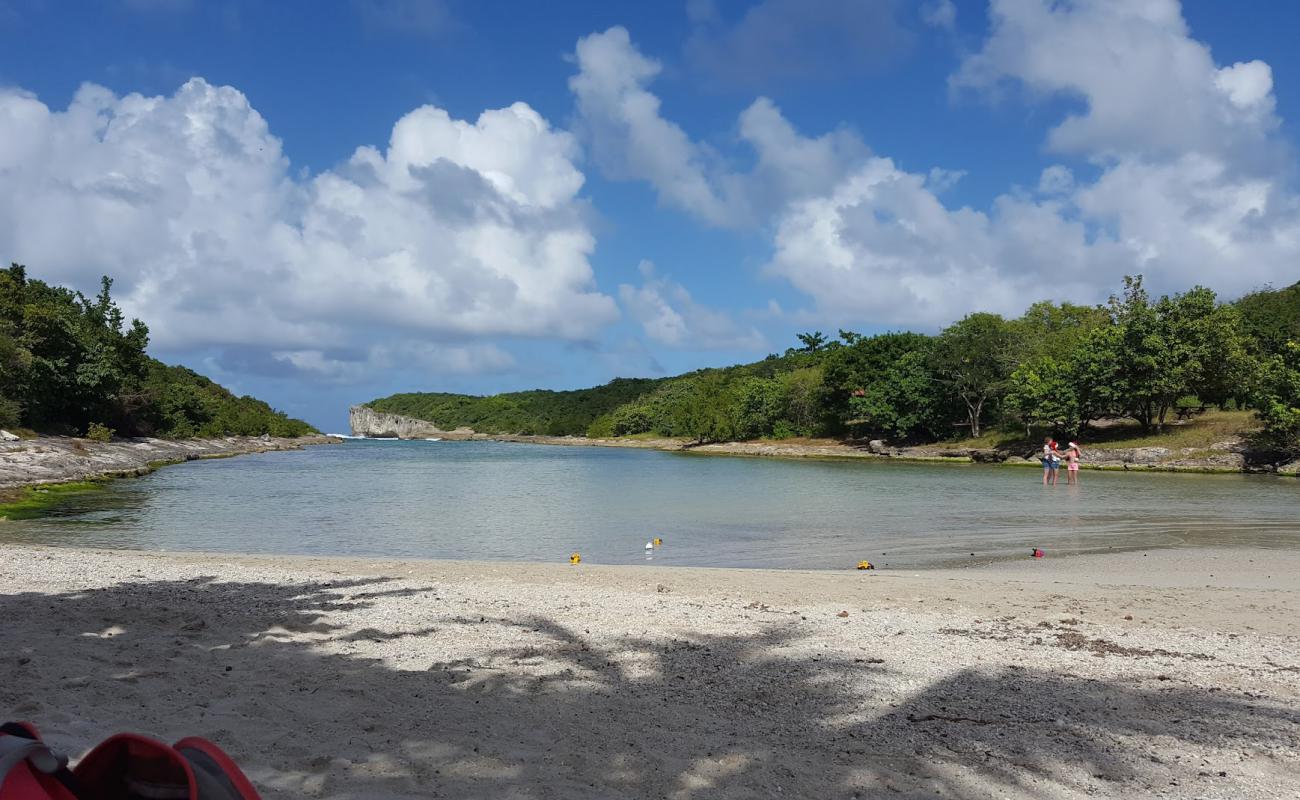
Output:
[{"xmin": 3, "ymin": 0, "xmax": 1300, "ymax": 432}]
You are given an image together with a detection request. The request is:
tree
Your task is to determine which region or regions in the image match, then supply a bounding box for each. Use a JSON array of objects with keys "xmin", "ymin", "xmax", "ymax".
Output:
[
  {"xmin": 0, "ymin": 264, "xmax": 315, "ymax": 438},
  {"xmin": 1106, "ymin": 278, "xmax": 1255, "ymax": 431},
  {"xmin": 796, "ymin": 331, "xmax": 829, "ymax": 353},
  {"xmin": 1251, "ymin": 341, "xmax": 1300, "ymax": 446},
  {"xmin": 820, "ymin": 332, "xmax": 932, "ymax": 428},
  {"xmin": 1003, "ymin": 357, "xmax": 1080, "ymax": 436},
  {"xmin": 1235, "ymin": 281, "xmax": 1300, "ymax": 357},
  {"xmin": 930, "ymin": 313, "xmax": 1013, "ymax": 438},
  {"xmin": 847, "ymin": 350, "xmax": 942, "ymax": 439},
  {"xmin": 733, "ymin": 377, "xmax": 783, "ymax": 440},
  {"xmin": 778, "ymin": 367, "xmax": 824, "ymax": 437},
  {"xmin": 1065, "ymin": 325, "xmax": 1124, "ymax": 433},
  {"xmin": 1009, "ymin": 300, "xmax": 1109, "ymax": 365}
]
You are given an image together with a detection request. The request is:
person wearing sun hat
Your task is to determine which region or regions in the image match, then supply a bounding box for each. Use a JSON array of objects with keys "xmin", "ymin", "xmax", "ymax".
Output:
[{"xmin": 1064, "ymin": 440, "xmax": 1083, "ymax": 484}]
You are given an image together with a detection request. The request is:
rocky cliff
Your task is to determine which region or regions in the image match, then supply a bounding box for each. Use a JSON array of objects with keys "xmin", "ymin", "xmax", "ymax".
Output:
[{"xmin": 348, "ymin": 405, "xmax": 467, "ymax": 439}]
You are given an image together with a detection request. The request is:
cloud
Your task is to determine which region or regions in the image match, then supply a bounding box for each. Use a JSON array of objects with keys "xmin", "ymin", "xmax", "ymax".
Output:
[
  {"xmin": 684, "ymin": 0, "xmax": 912, "ymax": 90},
  {"xmin": 0, "ymin": 78, "xmax": 618, "ymax": 381},
  {"xmin": 950, "ymin": 0, "xmax": 1280, "ymax": 164},
  {"xmin": 570, "ymin": 27, "xmax": 865, "ymax": 228},
  {"xmin": 269, "ymin": 341, "xmax": 516, "ymax": 385},
  {"xmin": 574, "ymin": 12, "xmax": 1300, "ymax": 328},
  {"xmin": 920, "ymin": 1, "xmax": 956, "ymax": 31},
  {"xmin": 619, "ymin": 261, "xmax": 766, "ymax": 350},
  {"xmin": 764, "ymin": 158, "xmax": 1117, "ymax": 326},
  {"xmin": 352, "ymin": 0, "xmax": 458, "ymax": 39},
  {"xmin": 925, "ymin": 166, "xmax": 966, "ymax": 194}
]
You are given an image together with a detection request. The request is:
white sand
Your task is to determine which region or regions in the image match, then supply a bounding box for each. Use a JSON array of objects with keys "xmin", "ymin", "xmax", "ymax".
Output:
[{"xmin": 2, "ymin": 545, "xmax": 1297, "ymax": 799}]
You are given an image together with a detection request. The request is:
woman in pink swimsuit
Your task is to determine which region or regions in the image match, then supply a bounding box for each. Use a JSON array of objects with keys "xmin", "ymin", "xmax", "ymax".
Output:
[{"xmin": 1064, "ymin": 441, "xmax": 1082, "ymax": 485}]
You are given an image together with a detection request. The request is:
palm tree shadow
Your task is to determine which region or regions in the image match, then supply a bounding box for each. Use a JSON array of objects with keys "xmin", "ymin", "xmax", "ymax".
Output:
[{"xmin": 2, "ymin": 576, "xmax": 1295, "ymax": 798}]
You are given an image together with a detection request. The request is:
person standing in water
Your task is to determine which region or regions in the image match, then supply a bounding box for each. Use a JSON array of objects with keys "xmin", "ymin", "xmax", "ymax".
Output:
[
  {"xmin": 1064, "ymin": 441, "xmax": 1083, "ymax": 485},
  {"xmin": 1041, "ymin": 437, "xmax": 1061, "ymax": 485}
]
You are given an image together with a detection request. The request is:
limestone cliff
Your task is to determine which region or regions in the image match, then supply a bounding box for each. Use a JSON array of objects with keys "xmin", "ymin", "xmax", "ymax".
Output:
[{"xmin": 348, "ymin": 405, "xmax": 466, "ymax": 439}]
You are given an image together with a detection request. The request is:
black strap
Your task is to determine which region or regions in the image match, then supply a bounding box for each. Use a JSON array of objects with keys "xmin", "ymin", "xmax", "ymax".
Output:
[{"xmin": 0, "ymin": 722, "xmax": 36, "ymax": 740}]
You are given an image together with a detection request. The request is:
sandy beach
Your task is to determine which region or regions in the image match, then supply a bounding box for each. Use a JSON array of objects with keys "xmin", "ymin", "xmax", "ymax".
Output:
[{"xmin": 2, "ymin": 545, "xmax": 1297, "ymax": 799}]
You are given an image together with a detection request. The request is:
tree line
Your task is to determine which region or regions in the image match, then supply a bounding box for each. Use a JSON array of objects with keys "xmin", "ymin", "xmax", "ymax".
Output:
[
  {"xmin": 0, "ymin": 264, "xmax": 316, "ymax": 439},
  {"xmin": 372, "ymin": 276, "xmax": 1300, "ymax": 449}
]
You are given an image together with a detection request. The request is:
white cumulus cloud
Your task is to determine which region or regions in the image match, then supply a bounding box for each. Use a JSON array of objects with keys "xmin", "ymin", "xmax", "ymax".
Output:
[
  {"xmin": 0, "ymin": 78, "xmax": 618, "ymax": 379},
  {"xmin": 571, "ymin": 26, "xmax": 864, "ymax": 228},
  {"xmin": 573, "ymin": 9, "xmax": 1300, "ymax": 328},
  {"xmin": 619, "ymin": 261, "xmax": 766, "ymax": 350}
]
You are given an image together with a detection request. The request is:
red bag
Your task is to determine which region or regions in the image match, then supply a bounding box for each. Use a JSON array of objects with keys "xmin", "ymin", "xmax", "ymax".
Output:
[
  {"xmin": 0, "ymin": 723, "xmax": 78, "ymax": 800},
  {"xmin": 1, "ymin": 723, "xmax": 261, "ymax": 800}
]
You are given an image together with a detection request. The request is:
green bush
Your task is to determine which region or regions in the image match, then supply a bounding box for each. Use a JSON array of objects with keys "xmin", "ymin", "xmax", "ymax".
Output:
[
  {"xmin": 0, "ymin": 395, "xmax": 21, "ymax": 430},
  {"xmin": 85, "ymin": 422, "xmax": 114, "ymax": 442}
]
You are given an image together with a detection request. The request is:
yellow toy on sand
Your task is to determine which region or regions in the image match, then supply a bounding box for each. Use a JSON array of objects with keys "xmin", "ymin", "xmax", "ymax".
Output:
[
  {"xmin": 569, "ymin": 552, "xmax": 581, "ymax": 565},
  {"xmin": 856, "ymin": 560, "xmax": 875, "ymax": 570}
]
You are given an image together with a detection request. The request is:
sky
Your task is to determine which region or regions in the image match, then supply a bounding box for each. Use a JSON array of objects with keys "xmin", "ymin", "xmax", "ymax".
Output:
[{"xmin": 3, "ymin": 0, "xmax": 1300, "ymax": 432}]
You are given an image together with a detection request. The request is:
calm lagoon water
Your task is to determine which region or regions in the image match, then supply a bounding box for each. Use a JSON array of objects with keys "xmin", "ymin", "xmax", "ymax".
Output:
[{"xmin": 4, "ymin": 440, "xmax": 1298, "ymax": 569}]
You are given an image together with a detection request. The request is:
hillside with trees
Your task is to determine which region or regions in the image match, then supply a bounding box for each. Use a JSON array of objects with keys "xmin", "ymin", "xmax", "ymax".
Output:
[
  {"xmin": 0, "ymin": 264, "xmax": 316, "ymax": 439},
  {"xmin": 367, "ymin": 277, "xmax": 1300, "ymax": 451}
]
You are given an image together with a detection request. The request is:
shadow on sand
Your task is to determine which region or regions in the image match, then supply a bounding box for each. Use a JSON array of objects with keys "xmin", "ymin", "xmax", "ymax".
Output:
[{"xmin": 2, "ymin": 575, "xmax": 1295, "ymax": 798}]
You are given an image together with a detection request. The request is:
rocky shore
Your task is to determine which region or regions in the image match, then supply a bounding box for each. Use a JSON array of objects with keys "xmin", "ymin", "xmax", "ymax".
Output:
[
  {"xmin": 0, "ymin": 433, "xmax": 341, "ymax": 491},
  {"xmin": 349, "ymin": 405, "xmax": 1300, "ymax": 476}
]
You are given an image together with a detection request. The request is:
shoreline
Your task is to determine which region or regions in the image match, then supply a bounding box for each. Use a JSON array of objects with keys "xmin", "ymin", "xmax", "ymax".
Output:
[
  {"xmin": 359, "ymin": 428, "xmax": 1300, "ymax": 476},
  {"xmin": 9, "ymin": 541, "xmax": 1300, "ymax": 597},
  {"xmin": 349, "ymin": 405, "xmax": 1300, "ymax": 476},
  {"xmin": 2, "ymin": 544, "xmax": 1296, "ymax": 798},
  {"xmin": 0, "ymin": 433, "xmax": 341, "ymax": 497}
]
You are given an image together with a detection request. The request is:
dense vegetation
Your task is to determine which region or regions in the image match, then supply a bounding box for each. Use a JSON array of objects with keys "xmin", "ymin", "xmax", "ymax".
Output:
[
  {"xmin": 369, "ymin": 276, "xmax": 1300, "ymax": 450},
  {"xmin": 0, "ymin": 264, "xmax": 316, "ymax": 439},
  {"xmin": 370, "ymin": 379, "xmax": 663, "ymax": 437}
]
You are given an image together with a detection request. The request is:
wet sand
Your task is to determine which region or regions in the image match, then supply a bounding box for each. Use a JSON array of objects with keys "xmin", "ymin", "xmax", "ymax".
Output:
[{"xmin": 2, "ymin": 545, "xmax": 1297, "ymax": 798}]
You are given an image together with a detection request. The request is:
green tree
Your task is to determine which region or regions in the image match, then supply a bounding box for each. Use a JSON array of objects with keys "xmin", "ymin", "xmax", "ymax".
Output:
[
  {"xmin": 820, "ymin": 331, "xmax": 932, "ymax": 428},
  {"xmin": 1066, "ymin": 324, "xmax": 1124, "ymax": 433},
  {"xmin": 1, "ymin": 266, "xmax": 149, "ymax": 430},
  {"xmin": 674, "ymin": 372, "xmax": 739, "ymax": 444},
  {"xmin": 778, "ymin": 367, "xmax": 824, "ymax": 437},
  {"xmin": 733, "ymin": 377, "xmax": 783, "ymax": 440},
  {"xmin": 1106, "ymin": 278, "xmax": 1254, "ymax": 431},
  {"xmin": 0, "ymin": 264, "xmax": 315, "ymax": 438},
  {"xmin": 847, "ymin": 349, "xmax": 941, "ymax": 439},
  {"xmin": 1009, "ymin": 300, "xmax": 1109, "ymax": 365},
  {"xmin": 1235, "ymin": 281, "xmax": 1300, "ymax": 357},
  {"xmin": 930, "ymin": 313, "xmax": 1013, "ymax": 438},
  {"xmin": 795, "ymin": 331, "xmax": 829, "ymax": 353},
  {"xmin": 1003, "ymin": 357, "xmax": 1080, "ymax": 435},
  {"xmin": 1250, "ymin": 341, "xmax": 1300, "ymax": 446}
]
